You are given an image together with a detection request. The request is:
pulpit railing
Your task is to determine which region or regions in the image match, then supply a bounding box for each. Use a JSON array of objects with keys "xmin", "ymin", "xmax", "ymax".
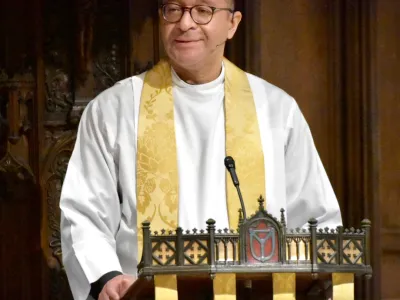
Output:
[{"xmin": 125, "ymin": 196, "xmax": 372, "ymax": 299}]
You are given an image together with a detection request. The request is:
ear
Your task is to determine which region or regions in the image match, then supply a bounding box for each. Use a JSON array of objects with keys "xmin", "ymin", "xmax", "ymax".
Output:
[{"xmin": 227, "ymin": 11, "xmax": 242, "ymax": 40}]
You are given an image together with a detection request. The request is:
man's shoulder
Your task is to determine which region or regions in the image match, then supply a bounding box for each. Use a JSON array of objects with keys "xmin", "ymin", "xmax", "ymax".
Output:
[
  {"xmin": 245, "ymin": 72, "xmax": 297, "ymax": 109},
  {"xmin": 114, "ymin": 72, "xmax": 146, "ymax": 90},
  {"xmin": 89, "ymin": 73, "xmax": 146, "ymax": 111}
]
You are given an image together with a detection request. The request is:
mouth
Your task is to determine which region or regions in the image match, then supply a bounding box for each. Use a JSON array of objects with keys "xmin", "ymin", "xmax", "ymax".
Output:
[{"xmin": 175, "ymin": 40, "xmax": 201, "ymax": 44}]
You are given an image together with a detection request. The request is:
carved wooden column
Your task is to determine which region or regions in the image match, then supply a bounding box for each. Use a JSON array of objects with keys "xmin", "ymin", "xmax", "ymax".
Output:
[
  {"xmin": 334, "ymin": 1, "xmax": 379, "ymax": 298},
  {"xmin": 0, "ymin": 72, "xmax": 35, "ymax": 180},
  {"xmin": 0, "ymin": 70, "xmax": 42, "ymax": 299},
  {"xmin": 40, "ymin": 0, "xmax": 130, "ymax": 299}
]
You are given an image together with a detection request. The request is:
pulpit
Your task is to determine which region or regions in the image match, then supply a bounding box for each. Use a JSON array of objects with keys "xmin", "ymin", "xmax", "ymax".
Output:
[{"xmin": 122, "ymin": 197, "xmax": 372, "ymax": 299}]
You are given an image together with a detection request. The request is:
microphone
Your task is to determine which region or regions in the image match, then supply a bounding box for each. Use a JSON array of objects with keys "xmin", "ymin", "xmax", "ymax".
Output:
[
  {"xmin": 224, "ymin": 156, "xmax": 239, "ymax": 185},
  {"xmin": 224, "ymin": 156, "xmax": 247, "ymax": 221}
]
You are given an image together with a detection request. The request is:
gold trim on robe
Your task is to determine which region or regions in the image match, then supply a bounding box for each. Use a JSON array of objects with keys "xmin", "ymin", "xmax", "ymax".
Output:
[
  {"xmin": 213, "ymin": 273, "xmax": 236, "ymax": 300},
  {"xmin": 137, "ymin": 58, "xmax": 265, "ymax": 299},
  {"xmin": 332, "ymin": 273, "xmax": 354, "ymax": 300},
  {"xmin": 273, "ymin": 273, "xmax": 296, "ymax": 300}
]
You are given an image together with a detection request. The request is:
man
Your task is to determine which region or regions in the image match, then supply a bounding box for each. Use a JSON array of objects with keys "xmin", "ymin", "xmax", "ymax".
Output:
[{"xmin": 60, "ymin": 0, "xmax": 342, "ymax": 299}]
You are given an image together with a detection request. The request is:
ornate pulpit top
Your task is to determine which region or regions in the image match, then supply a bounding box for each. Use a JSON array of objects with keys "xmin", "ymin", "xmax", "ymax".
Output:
[{"xmin": 137, "ymin": 196, "xmax": 372, "ymax": 280}]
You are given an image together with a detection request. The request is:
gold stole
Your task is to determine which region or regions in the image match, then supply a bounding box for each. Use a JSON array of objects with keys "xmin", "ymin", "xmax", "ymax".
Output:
[
  {"xmin": 332, "ymin": 273, "xmax": 355, "ymax": 300},
  {"xmin": 136, "ymin": 58, "xmax": 265, "ymax": 299}
]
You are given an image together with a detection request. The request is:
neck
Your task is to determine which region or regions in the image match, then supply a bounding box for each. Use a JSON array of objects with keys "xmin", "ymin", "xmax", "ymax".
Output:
[{"xmin": 171, "ymin": 58, "xmax": 224, "ymax": 85}]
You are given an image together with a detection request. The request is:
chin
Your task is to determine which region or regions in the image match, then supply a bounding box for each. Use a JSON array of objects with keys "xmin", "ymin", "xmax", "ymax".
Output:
[{"xmin": 170, "ymin": 49, "xmax": 207, "ymax": 68}]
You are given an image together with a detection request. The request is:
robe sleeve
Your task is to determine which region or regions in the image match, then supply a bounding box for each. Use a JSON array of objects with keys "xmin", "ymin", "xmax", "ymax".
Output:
[
  {"xmin": 60, "ymin": 100, "xmax": 122, "ymax": 300},
  {"xmin": 284, "ymin": 101, "xmax": 343, "ymax": 229}
]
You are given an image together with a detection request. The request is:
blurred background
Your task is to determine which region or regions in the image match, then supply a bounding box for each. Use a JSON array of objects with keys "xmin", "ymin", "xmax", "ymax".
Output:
[{"xmin": 0, "ymin": 0, "xmax": 399, "ymax": 299}]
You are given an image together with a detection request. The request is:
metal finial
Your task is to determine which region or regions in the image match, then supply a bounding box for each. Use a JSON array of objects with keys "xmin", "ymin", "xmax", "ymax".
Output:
[
  {"xmin": 280, "ymin": 208, "xmax": 286, "ymax": 228},
  {"xmin": 361, "ymin": 219, "xmax": 372, "ymax": 227},
  {"xmin": 142, "ymin": 220, "xmax": 151, "ymax": 227},
  {"xmin": 258, "ymin": 195, "xmax": 265, "ymax": 211},
  {"xmin": 206, "ymin": 219, "xmax": 216, "ymax": 226},
  {"xmin": 308, "ymin": 218, "xmax": 318, "ymax": 226}
]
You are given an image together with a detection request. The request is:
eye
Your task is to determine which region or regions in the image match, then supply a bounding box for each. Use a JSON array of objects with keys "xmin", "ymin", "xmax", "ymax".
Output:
[
  {"xmin": 195, "ymin": 6, "xmax": 212, "ymax": 15},
  {"xmin": 165, "ymin": 4, "xmax": 181, "ymax": 13}
]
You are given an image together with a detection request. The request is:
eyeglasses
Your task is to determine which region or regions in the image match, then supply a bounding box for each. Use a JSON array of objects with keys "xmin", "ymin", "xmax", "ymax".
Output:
[{"xmin": 161, "ymin": 3, "xmax": 234, "ymax": 25}]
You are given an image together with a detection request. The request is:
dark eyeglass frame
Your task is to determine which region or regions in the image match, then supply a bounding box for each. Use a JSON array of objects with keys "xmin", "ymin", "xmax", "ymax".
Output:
[{"xmin": 160, "ymin": 3, "xmax": 234, "ymax": 25}]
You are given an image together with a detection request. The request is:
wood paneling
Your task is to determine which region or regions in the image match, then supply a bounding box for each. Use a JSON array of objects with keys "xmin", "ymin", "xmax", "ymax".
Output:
[
  {"xmin": 129, "ymin": 0, "xmax": 159, "ymax": 74},
  {"xmin": 258, "ymin": 0, "xmax": 342, "ymax": 205},
  {"xmin": 377, "ymin": 0, "xmax": 400, "ymax": 299},
  {"xmin": 257, "ymin": 1, "xmax": 381, "ymax": 298},
  {"xmin": 382, "ymin": 254, "xmax": 400, "ymax": 299}
]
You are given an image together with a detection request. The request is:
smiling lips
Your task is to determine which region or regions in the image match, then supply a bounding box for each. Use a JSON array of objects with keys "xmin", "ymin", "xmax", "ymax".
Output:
[{"xmin": 175, "ymin": 39, "xmax": 201, "ymax": 44}]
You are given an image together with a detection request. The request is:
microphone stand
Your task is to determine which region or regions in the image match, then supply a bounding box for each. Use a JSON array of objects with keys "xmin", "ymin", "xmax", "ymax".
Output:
[{"xmin": 235, "ymin": 184, "xmax": 247, "ymax": 221}]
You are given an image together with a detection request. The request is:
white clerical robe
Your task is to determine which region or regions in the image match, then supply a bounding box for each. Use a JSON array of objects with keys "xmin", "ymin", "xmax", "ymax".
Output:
[{"xmin": 60, "ymin": 64, "xmax": 342, "ymax": 300}]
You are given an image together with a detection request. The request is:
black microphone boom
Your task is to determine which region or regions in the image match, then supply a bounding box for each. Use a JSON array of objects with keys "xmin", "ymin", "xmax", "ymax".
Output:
[{"xmin": 224, "ymin": 156, "xmax": 247, "ymax": 221}]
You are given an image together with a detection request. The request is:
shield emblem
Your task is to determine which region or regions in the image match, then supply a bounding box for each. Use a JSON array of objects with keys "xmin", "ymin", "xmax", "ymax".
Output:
[{"xmin": 249, "ymin": 227, "xmax": 276, "ymax": 262}]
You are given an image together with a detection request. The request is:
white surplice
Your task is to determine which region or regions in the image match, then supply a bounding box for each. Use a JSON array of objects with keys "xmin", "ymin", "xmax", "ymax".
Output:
[{"xmin": 60, "ymin": 64, "xmax": 342, "ymax": 300}]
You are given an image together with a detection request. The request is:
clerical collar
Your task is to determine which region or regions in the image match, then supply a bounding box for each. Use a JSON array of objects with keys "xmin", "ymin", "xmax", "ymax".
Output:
[{"xmin": 171, "ymin": 63, "xmax": 225, "ymax": 90}]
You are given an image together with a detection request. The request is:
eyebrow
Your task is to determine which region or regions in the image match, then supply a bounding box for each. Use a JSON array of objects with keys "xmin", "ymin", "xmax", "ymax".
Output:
[{"xmin": 162, "ymin": 0, "xmax": 223, "ymax": 7}]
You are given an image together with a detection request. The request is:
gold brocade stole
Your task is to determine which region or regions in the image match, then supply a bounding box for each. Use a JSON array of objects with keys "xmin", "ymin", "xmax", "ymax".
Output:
[
  {"xmin": 136, "ymin": 58, "xmax": 265, "ymax": 299},
  {"xmin": 332, "ymin": 273, "xmax": 355, "ymax": 300},
  {"xmin": 273, "ymin": 273, "xmax": 296, "ymax": 300}
]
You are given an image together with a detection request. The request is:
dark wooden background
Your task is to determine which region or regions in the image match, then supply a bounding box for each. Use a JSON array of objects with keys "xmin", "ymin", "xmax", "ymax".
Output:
[{"xmin": 0, "ymin": 0, "xmax": 399, "ymax": 299}]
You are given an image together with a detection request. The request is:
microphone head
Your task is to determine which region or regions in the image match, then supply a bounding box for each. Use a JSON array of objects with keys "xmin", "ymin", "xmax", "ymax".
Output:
[{"xmin": 224, "ymin": 156, "xmax": 235, "ymax": 169}]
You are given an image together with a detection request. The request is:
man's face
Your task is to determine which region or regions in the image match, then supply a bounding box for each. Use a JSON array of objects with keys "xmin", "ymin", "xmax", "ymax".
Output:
[{"xmin": 159, "ymin": 0, "xmax": 240, "ymax": 69}]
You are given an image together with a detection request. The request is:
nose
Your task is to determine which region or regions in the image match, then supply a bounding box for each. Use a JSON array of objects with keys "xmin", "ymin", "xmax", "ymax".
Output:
[{"xmin": 178, "ymin": 10, "xmax": 197, "ymax": 31}]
